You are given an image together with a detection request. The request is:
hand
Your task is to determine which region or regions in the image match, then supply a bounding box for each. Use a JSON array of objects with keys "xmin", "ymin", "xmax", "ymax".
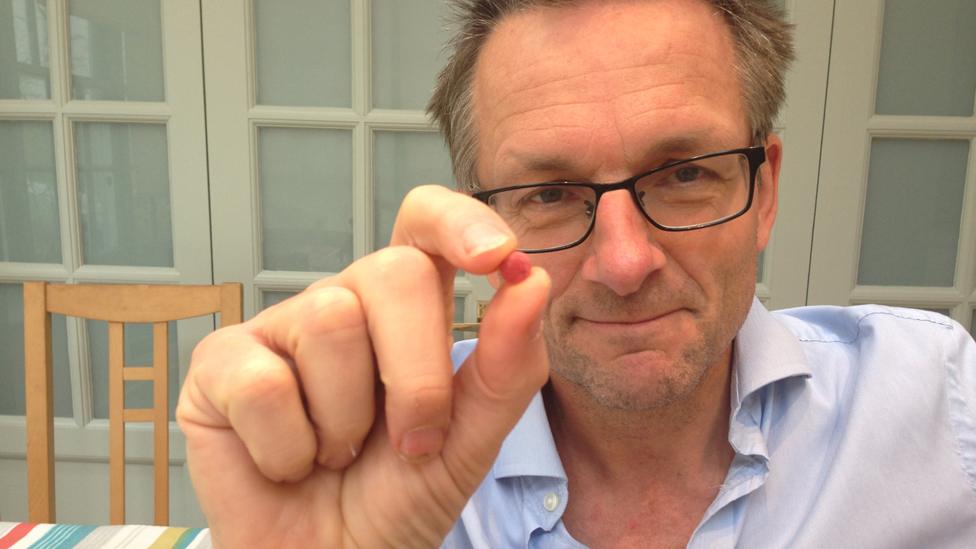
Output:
[{"xmin": 176, "ymin": 185, "xmax": 552, "ymax": 548}]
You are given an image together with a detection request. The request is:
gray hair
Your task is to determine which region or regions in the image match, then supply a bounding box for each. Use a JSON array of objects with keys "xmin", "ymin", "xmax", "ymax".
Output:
[{"xmin": 426, "ymin": 0, "xmax": 795, "ymax": 192}]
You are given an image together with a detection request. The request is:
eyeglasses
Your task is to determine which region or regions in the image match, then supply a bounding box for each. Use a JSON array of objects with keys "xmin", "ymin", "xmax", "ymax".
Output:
[{"xmin": 472, "ymin": 145, "xmax": 766, "ymax": 253}]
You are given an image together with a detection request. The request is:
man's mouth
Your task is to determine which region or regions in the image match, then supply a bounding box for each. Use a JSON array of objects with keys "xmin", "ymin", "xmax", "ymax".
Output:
[{"xmin": 575, "ymin": 308, "xmax": 685, "ymax": 328}]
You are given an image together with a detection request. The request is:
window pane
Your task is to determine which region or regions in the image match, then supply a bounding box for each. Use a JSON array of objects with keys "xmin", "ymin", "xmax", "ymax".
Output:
[
  {"xmin": 857, "ymin": 139, "xmax": 968, "ymax": 286},
  {"xmin": 69, "ymin": 0, "xmax": 164, "ymax": 101},
  {"xmin": 373, "ymin": 131, "xmax": 454, "ymax": 249},
  {"xmin": 0, "ymin": 283, "xmax": 72, "ymax": 417},
  {"xmin": 262, "ymin": 290, "xmax": 298, "ymax": 310},
  {"xmin": 253, "ymin": 0, "xmax": 350, "ymax": 107},
  {"xmin": 0, "ymin": 120, "xmax": 61, "ymax": 263},
  {"xmin": 452, "ymin": 295, "xmax": 469, "ymax": 343},
  {"xmin": 259, "ymin": 127, "xmax": 353, "ymax": 272},
  {"xmin": 75, "ymin": 122, "xmax": 173, "ymax": 267},
  {"xmin": 88, "ymin": 320, "xmax": 178, "ymax": 419},
  {"xmin": 875, "ymin": 0, "xmax": 976, "ymax": 116},
  {"xmin": 371, "ymin": 0, "xmax": 451, "ymax": 110},
  {"xmin": 0, "ymin": 0, "xmax": 50, "ymax": 99}
]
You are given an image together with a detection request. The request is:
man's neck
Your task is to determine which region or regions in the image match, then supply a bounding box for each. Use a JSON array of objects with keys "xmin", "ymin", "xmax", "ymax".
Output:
[{"xmin": 545, "ymin": 349, "xmax": 735, "ymax": 548}]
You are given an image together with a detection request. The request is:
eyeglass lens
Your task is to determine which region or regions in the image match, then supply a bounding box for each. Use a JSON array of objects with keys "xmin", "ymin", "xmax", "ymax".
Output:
[{"xmin": 484, "ymin": 151, "xmax": 753, "ymax": 252}]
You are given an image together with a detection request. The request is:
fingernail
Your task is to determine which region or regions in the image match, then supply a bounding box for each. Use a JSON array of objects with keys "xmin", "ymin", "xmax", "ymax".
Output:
[
  {"xmin": 399, "ymin": 426, "xmax": 445, "ymax": 462},
  {"xmin": 463, "ymin": 223, "xmax": 509, "ymax": 258}
]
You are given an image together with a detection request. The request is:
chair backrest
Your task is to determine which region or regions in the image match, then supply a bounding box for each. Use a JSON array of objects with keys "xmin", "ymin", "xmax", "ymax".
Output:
[{"xmin": 23, "ymin": 282, "xmax": 243, "ymax": 526}]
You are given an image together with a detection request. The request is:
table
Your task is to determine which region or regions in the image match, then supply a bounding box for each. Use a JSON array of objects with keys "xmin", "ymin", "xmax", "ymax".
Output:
[{"xmin": 0, "ymin": 522, "xmax": 211, "ymax": 548}]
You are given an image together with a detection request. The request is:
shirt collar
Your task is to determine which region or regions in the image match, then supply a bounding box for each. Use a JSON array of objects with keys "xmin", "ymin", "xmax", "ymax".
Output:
[
  {"xmin": 492, "ymin": 391, "xmax": 567, "ymax": 481},
  {"xmin": 732, "ymin": 297, "xmax": 813, "ymax": 412},
  {"xmin": 726, "ymin": 297, "xmax": 813, "ymax": 460}
]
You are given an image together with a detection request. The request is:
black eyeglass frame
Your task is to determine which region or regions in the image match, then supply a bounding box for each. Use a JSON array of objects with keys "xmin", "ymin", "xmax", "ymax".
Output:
[{"xmin": 472, "ymin": 145, "xmax": 767, "ymax": 253}]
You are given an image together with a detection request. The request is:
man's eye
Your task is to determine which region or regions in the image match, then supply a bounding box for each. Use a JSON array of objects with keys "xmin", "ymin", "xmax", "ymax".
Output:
[
  {"xmin": 529, "ymin": 188, "xmax": 566, "ymax": 203},
  {"xmin": 674, "ymin": 166, "xmax": 703, "ymax": 183}
]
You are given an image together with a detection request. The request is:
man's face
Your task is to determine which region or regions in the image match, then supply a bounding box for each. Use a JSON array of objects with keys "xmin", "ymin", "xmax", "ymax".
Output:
[{"xmin": 473, "ymin": 0, "xmax": 780, "ymax": 410}]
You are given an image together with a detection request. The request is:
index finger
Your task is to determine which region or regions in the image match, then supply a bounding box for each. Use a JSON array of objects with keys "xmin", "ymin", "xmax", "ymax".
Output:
[{"xmin": 391, "ymin": 184, "xmax": 517, "ymax": 275}]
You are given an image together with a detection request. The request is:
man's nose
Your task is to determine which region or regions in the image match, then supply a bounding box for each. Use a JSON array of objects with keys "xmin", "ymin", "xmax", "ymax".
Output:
[{"xmin": 579, "ymin": 189, "xmax": 667, "ymax": 296}]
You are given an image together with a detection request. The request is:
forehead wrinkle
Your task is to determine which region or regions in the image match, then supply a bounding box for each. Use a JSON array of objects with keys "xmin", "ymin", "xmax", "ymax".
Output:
[
  {"xmin": 483, "ymin": 49, "xmax": 701, "ymax": 119},
  {"xmin": 490, "ymin": 124, "xmax": 598, "ymax": 181},
  {"xmin": 487, "ymin": 57, "xmax": 688, "ymax": 108},
  {"xmin": 484, "ymin": 67, "xmax": 700, "ymax": 156},
  {"xmin": 486, "ymin": 103, "xmax": 600, "ymax": 158}
]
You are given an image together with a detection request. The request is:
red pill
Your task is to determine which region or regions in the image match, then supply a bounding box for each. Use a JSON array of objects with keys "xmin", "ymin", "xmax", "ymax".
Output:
[{"xmin": 499, "ymin": 251, "xmax": 532, "ymax": 284}]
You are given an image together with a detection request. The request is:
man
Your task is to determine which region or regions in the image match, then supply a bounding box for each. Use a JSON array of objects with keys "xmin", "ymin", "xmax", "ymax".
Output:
[{"xmin": 176, "ymin": 0, "xmax": 976, "ymax": 547}]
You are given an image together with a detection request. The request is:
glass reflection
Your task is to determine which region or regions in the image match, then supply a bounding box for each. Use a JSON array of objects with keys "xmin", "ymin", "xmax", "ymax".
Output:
[
  {"xmin": 259, "ymin": 127, "xmax": 353, "ymax": 272},
  {"xmin": 876, "ymin": 0, "xmax": 976, "ymax": 116},
  {"xmin": 371, "ymin": 0, "xmax": 451, "ymax": 110},
  {"xmin": 0, "ymin": 120, "xmax": 61, "ymax": 263},
  {"xmin": 69, "ymin": 0, "xmax": 164, "ymax": 101},
  {"xmin": 858, "ymin": 139, "xmax": 968, "ymax": 287},
  {"xmin": 373, "ymin": 131, "xmax": 454, "ymax": 249},
  {"xmin": 75, "ymin": 122, "xmax": 174, "ymax": 267},
  {"xmin": 253, "ymin": 0, "xmax": 350, "ymax": 107},
  {"xmin": 0, "ymin": 0, "xmax": 51, "ymax": 99}
]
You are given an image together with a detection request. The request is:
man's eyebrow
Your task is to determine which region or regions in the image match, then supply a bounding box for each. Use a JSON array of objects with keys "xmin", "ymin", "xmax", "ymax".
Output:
[
  {"xmin": 638, "ymin": 135, "xmax": 720, "ymax": 161},
  {"xmin": 510, "ymin": 135, "xmax": 722, "ymax": 177}
]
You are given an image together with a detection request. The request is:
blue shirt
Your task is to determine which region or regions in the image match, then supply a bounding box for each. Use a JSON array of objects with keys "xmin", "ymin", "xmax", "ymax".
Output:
[{"xmin": 444, "ymin": 298, "xmax": 976, "ymax": 548}]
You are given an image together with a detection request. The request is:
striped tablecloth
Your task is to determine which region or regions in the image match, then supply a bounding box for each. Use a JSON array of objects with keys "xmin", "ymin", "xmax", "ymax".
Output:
[{"xmin": 0, "ymin": 522, "xmax": 211, "ymax": 548}]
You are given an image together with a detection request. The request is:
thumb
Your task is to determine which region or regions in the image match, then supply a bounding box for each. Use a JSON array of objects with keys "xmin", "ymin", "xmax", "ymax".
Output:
[{"xmin": 441, "ymin": 265, "xmax": 551, "ymax": 493}]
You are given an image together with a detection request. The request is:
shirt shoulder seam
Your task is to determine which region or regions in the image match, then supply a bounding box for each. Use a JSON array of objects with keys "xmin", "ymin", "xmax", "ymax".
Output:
[{"xmin": 794, "ymin": 310, "xmax": 952, "ymax": 345}]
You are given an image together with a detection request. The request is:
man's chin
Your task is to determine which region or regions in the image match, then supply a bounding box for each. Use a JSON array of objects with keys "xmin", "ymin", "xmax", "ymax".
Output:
[
  {"xmin": 556, "ymin": 372, "xmax": 694, "ymax": 412},
  {"xmin": 548, "ymin": 349, "xmax": 706, "ymax": 412}
]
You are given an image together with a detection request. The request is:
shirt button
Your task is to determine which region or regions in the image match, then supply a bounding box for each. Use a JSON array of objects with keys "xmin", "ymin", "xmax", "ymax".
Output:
[{"xmin": 543, "ymin": 492, "xmax": 560, "ymax": 512}]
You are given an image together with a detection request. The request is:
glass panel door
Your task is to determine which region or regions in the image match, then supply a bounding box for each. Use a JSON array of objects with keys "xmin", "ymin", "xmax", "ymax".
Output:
[{"xmin": 810, "ymin": 0, "xmax": 976, "ymax": 334}]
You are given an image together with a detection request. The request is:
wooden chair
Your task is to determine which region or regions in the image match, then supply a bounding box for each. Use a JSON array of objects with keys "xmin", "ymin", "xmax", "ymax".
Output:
[{"xmin": 23, "ymin": 282, "xmax": 243, "ymax": 525}]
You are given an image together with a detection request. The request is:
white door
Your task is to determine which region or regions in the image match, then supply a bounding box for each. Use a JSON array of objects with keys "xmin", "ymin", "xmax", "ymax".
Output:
[
  {"xmin": 810, "ymin": 0, "xmax": 976, "ymax": 336},
  {"xmin": 760, "ymin": 0, "xmax": 835, "ymax": 310},
  {"xmin": 0, "ymin": 0, "xmax": 211, "ymax": 525}
]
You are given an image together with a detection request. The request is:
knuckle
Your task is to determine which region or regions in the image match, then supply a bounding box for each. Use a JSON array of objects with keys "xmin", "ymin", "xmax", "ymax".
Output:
[
  {"xmin": 371, "ymin": 245, "xmax": 438, "ymax": 282},
  {"xmin": 300, "ymin": 286, "xmax": 365, "ymax": 334},
  {"xmin": 231, "ymin": 359, "xmax": 298, "ymax": 410},
  {"xmin": 387, "ymin": 375, "xmax": 453, "ymax": 410},
  {"xmin": 304, "ymin": 274, "xmax": 338, "ymax": 293},
  {"xmin": 190, "ymin": 324, "xmax": 243, "ymax": 364}
]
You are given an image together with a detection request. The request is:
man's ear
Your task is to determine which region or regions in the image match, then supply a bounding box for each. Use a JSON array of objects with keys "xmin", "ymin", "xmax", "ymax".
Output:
[{"xmin": 756, "ymin": 133, "xmax": 781, "ymax": 252}]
